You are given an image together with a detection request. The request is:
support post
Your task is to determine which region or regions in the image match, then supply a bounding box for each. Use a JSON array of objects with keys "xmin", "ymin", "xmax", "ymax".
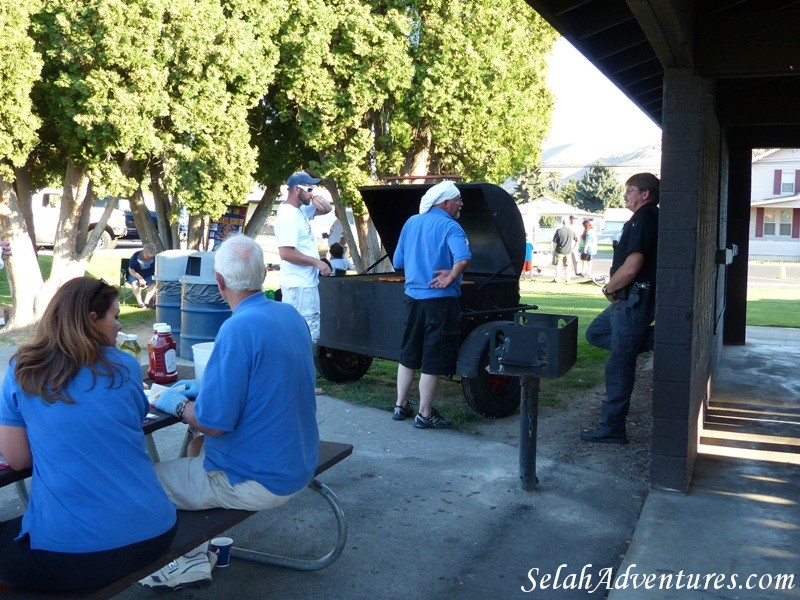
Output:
[{"xmin": 519, "ymin": 375, "xmax": 541, "ymax": 491}]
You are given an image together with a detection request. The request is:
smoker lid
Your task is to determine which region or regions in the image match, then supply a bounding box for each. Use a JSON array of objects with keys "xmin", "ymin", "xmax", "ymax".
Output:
[{"xmin": 360, "ymin": 183, "xmax": 525, "ymax": 277}]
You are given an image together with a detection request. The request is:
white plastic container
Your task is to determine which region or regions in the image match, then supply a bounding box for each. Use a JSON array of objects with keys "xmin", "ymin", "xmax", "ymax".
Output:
[{"xmin": 192, "ymin": 342, "xmax": 215, "ymax": 381}]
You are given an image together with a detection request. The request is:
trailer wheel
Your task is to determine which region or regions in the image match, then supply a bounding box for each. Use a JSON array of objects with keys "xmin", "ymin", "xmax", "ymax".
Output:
[
  {"xmin": 315, "ymin": 347, "xmax": 373, "ymax": 383},
  {"xmin": 462, "ymin": 349, "xmax": 519, "ymax": 417}
]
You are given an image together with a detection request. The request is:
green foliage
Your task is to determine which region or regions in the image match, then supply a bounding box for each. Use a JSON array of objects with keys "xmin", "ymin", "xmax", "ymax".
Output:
[
  {"xmin": 397, "ymin": 0, "xmax": 557, "ymax": 182},
  {"xmin": 567, "ymin": 163, "xmax": 624, "ymax": 213},
  {"xmin": 514, "ymin": 167, "xmax": 547, "ymax": 202},
  {"xmin": 30, "ymin": 0, "xmax": 169, "ymax": 193},
  {"xmin": 539, "ymin": 214, "xmax": 557, "ymax": 228},
  {"xmin": 251, "ymin": 0, "xmax": 413, "ymax": 211},
  {"xmin": 155, "ymin": 0, "xmax": 283, "ymax": 219},
  {"xmin": 0, "ymin": 3, "xmax": 42, "ymax": 179}
]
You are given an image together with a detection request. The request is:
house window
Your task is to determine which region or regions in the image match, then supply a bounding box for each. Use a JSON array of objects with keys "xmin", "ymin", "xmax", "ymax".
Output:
[
  {"xmin": 763, "ymin": 209, "xmax": 792, "ymax": 236},
  {"xmin": 780, "ymin": 171, "xmax": 795, "ymax": 194}
]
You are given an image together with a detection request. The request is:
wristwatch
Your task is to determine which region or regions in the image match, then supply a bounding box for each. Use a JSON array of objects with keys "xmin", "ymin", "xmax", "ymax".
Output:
[
  {"xmin": 175, "ymin": 399, "xmax": 190, "ymax": 423},
  {"xmin": 602, "ymin": 286, "xmax": 610, "ymax": 295}
]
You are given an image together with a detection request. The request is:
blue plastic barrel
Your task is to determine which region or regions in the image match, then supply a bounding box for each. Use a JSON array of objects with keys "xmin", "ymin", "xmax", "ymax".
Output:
[
  {"xmin": 154, "ymin": 250, "xmax": 195, "ymax": 348},
  {"xmin": 178, "ymin": 254, "xmax": 232, "ymax": 358}
]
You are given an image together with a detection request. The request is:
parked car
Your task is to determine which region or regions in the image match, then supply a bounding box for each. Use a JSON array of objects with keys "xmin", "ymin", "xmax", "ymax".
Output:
[
  {"xmin": 123, "ymin": 208, "xmax": 158, "ymax": 240},
  {"xmin": 32, "ymin": 189, "xmax": 127, "ymax": 249}
]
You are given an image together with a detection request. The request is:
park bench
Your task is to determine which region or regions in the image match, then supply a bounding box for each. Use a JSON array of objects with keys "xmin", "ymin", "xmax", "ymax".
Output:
[{"xmin": 0, "ymin": 440, "xmax": 353, "ymax": 599}]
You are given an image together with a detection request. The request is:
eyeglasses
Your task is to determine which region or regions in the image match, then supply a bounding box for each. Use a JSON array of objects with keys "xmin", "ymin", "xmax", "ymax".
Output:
[
  {"xmin": 446, "ymin": 197, "xmax": 463, "ymax": 205},
  {"xmin": 301, "ymin": 186, "xmax": 315, "ymax": 193},
  {"xmin": 624, "ymin": 187, "xmax": 642, "ymax": 195}
]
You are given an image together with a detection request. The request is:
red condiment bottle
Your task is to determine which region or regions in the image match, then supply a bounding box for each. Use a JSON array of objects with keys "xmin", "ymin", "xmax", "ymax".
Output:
[{"xmin": 147, "ymin": 324, "xmax": 178, "ymax": 384}]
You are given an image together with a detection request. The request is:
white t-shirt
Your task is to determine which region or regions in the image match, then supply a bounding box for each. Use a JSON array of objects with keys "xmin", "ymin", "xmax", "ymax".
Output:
[{"xmin": 275, "ymin": 202, "xmax": 320, "ymax": 288}]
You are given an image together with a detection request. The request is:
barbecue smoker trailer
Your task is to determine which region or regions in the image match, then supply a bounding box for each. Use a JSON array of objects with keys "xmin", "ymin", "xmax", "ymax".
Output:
[{"xmin": 315, "ymin": 183, "xmax": 577, "ymax": 418}]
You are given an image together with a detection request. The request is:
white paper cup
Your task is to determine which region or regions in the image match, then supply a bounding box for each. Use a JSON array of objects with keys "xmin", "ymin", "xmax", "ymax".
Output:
[
  {"xmin": 209, "ymin": 536, "xmax": 233, "ymax": 567},
  {"xmin": 192, "ymin": 342, "xmax": 215, "ymax": 381}
]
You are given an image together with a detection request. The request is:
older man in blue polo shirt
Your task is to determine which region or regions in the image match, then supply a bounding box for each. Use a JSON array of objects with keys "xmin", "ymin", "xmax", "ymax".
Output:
[{"xmin": 392, "ymin": 181, "xmax": 472, "ymax": 429}]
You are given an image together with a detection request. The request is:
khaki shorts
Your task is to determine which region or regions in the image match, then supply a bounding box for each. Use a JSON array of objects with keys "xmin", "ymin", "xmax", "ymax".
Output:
[{"xmin": 154, "ymin": 455, "xmax": 298, "ymax": 512}]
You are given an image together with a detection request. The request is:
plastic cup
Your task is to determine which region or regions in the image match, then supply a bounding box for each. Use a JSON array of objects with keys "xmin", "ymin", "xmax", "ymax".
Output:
[
  {"xmin": 209, "ymin": 536, "xmax": 233, "ymax": 568},
  {"xmin": 192, "ymin": 342, "xmax": 215, "ymax": 381}
]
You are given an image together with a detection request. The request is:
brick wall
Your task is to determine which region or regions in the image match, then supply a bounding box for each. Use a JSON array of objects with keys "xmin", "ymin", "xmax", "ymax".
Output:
[{"xmin": 651, "ymin": 70, "xmax": 722, "ymax": 492}]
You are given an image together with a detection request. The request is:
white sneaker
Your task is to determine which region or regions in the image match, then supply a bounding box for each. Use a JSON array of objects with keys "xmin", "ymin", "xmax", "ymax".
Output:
[{"xmin": 139, "ymin": 548, "xmax": 213, "ymax": 590}]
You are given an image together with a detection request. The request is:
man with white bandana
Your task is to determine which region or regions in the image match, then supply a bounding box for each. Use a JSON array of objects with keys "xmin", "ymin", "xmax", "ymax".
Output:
[{"xmin": 391, "ymin": 181, "xmax": 472, "ymax": 429}]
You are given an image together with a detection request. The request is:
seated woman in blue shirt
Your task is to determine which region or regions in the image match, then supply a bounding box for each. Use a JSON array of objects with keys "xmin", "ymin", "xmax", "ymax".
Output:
[{"xmin": 0, "ymin": 277, "xmax": 177, "ymax": 591}]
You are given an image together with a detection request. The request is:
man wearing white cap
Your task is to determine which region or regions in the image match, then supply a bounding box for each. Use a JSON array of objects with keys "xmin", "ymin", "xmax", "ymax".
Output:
[
  {"xmin": 275, "ymin": 171, "xmax": 333, "ymax": 394},
  {"xmin": 392, "ymin": 181, "xmax": 472, "ymax": 429}
]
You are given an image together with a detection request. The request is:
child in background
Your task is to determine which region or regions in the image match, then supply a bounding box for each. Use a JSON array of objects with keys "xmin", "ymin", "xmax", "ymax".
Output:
[{"xmin": 329, "ymin": 243, "xmax": 354, "ymax": 274}]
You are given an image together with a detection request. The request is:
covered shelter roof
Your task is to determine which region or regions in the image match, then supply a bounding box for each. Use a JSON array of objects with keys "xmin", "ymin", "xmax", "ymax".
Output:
[{"xmin": 523, "ymin": 1, "xmax": 800, "ymax": 133}]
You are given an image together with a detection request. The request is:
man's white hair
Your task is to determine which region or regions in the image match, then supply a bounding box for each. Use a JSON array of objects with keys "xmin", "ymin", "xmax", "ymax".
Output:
[{"xmin": 214, "ymin": 234, "xmax": 266, "ymax": 292}]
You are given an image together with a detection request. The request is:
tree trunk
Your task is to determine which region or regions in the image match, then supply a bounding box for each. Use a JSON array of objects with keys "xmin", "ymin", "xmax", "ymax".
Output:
[
  {"xmin": 0, "ymin": 179, "xmax": 44, "ymax": 328},
  {"xmin": 149, "ymin": 161, "xmax": 176, "ymax": 249},
  {"xmin": 12, "ymin": 165, "xmax": 36, "ymax": 252},
  {"xmin": 354, "ymin": 212, "xmax": 392, "ymax": 273},
  {"xmin": 48, "ymin": 162, "xmax": 91, "ymax": 291},
  {"xmin": 403, "ymin": 124, "xmax": 432, "ymax": 182},
  {"xmin": 244, "ymin": 185, "xmax": 278, "ymax": 238}
]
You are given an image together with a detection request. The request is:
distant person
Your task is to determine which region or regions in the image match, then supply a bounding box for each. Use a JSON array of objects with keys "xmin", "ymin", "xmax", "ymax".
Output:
[
  {"xmin": 581, "ymin": 173, "xmax": 659, "ymax": 444},
  {"xmin": 275, "ymin": 171, "xmax": 333, "ymax": 394},
  {"xmin": 568, "ymin": 215, "xmax": 582, "ymax": 276},
  {"xmin": 128, "ymin": 243, "xmax": 158, "ymax": 308},
  {"xmin": 142, "ymin": 234, "xmax": 320, "ymax": 590},
  {"xmin": 552, "ymin": 219, "xmax": 577, "ymax": 284},
  {"xmin": 0, "ymin": 277, "xmax": 177, "ymax": 591},
  {"xmin": 328, "ymin": 242, "xmax": 354, "ymax": 274},
  {"xmin": 579, "ymin": 219, "xmax": 598, "ymax": 277},
  {"xmin": 0, "ymin": 240, "xmax": 10, "ymax": 269},
  {"xmin": 392, "ymin": 181, "xmax": 471, "ymax": 429},
  {"xmin": 521, "ymin": 237, "xmax": 540, "ymax": 281}
]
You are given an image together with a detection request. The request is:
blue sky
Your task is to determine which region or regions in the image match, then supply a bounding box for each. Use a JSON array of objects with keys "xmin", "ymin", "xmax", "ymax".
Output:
[{"xmin": 543, "ymin": 38, "xmax": 662, "ymax": 155}]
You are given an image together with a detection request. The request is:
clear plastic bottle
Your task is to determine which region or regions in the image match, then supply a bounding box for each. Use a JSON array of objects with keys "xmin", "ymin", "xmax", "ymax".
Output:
[
  {"xmin": 147, "ymin": 324, "xmax": 178, "ymax": 384},
  {"xmin": 118, "ymin": 333, "xmax": 142, "ymax": 362}
]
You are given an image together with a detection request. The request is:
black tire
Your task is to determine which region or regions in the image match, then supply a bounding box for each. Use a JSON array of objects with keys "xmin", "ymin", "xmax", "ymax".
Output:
[
  {"xmin": 462, "ymin": 348, "xmax": 520, "ymax": 417},
  {"xmin": 94, "ymin": 229, "xmax": 114, "ymax": 250},
  {"xmin": 315, "ymin": 347, "xmax": 373, "ymax": 383}
]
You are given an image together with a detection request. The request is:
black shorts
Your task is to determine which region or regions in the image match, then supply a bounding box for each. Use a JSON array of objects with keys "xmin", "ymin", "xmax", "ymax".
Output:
[
  {"xmin": 399, "ymin": 296, "xmax": 460, "ymax": 375},
  {"xmin": 580, "ymin": 253, "xmax": 592, "ymax": 261}
]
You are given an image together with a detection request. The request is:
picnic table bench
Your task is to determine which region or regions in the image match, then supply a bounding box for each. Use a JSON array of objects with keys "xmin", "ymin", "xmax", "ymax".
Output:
[{"xmin": 0, "ymin": 440, "xmax": 352, "ymax": 599}]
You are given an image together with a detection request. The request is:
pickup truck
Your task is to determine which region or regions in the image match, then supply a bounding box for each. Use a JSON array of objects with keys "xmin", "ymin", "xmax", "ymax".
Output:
[{"xmin": 32, "ymin": 188, "xmax": 127, "ymax": 249}]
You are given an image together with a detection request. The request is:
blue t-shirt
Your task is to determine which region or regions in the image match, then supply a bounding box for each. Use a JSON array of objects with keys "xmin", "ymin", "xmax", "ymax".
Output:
[
  {"xmin": 524, "ymin": 241, "xmax": 534, "ymax": 261},
  {"xmin": 393, "ymin": 207, "xmax": 471, "ymax": 300},
  {"xmin": 0, "ymin": 349, "xmax": 176, "ymax": 552},
  {"xmin": 194, "ymin": 293, "xmax": 320, "ymax": 495},
  {"xmin": 129, "ymin": 250, "xmax": 155, "ymax": 280}
]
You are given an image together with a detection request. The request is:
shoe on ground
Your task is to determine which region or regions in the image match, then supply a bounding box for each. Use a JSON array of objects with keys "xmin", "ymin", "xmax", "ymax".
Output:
[
  {"xmin": 139, "ymin": 548, "xmax": 213, "ymax": 590},
  {"xmin": 392, "ymin": 399, "xmax": 417, "ymax": 421},
  {"xmin": 315, "ymin": 387, "xmax": 324, "ymax": 395},
  {"xmin": 414, "ymin": 408, "xmax": 452, "ymax": 429},
  {"xmin": 138, "ymin": 303, "xmax": 146, "ymax": 308},
  {"xmin": 580, "ymin": 426, "xmax": 628, "ymax": 445}
]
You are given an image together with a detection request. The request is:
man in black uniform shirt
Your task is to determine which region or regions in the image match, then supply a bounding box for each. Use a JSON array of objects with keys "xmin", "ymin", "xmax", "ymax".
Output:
[{"xmin": 581, "ymin": 173, "xmax": 659, "ymax": 444}]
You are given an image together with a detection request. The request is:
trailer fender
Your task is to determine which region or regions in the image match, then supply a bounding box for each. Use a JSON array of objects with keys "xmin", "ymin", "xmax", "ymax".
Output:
[{"xmin": 456, "ymin": 321, "xmax": 513, "ymax": 378}]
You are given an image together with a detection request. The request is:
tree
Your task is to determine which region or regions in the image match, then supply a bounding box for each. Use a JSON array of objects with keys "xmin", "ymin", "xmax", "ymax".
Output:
[
  {"xmin": 248, "ymin": 0, "xmax": 556, "ymax": 268},
  {"xmin": 0, "ymin": 2, "xmax": 43, "ymax": 328},
  {"xmin": 514, "ymin": 167, "xmax": 548, "ymax": 203},
  {"xmin": 248, "ymin": 0, "xmax": 413, "ymax": 269},
  {"xmin": 565, "ymin": 163, "xmax": 624, "ymax": 213},
  {"xmin": 387, "ymin": 0, "xmax": 557, "ymax": 182}
]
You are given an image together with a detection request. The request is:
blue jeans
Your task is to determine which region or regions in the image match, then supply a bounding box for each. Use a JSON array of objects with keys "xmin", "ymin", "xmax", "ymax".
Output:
[{"xmin": 585, "ymin": 286, "xmax": 655, "ymax": 432}]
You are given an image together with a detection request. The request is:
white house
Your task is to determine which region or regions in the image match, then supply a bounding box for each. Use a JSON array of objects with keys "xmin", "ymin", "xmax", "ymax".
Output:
[
  {"xmin": 749, "ymin": 148, "xmax": 800, "ymax": 260},
  {"xmin": 517, "ymin": 196, "xmax": 602, "ymax": 246}
]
